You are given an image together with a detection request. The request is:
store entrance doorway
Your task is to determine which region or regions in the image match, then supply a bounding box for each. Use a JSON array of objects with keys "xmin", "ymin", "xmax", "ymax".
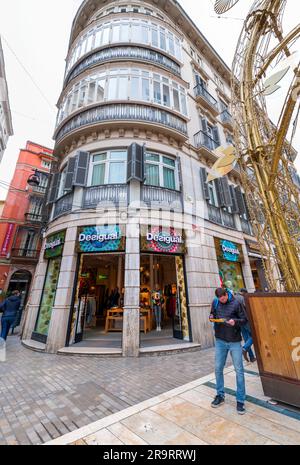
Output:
[
  {"xmin": 140, "ymin": 254, "xmax": 190, "ymax": 347},
  {"xmin": 70, "ymin": 253, "xmax": 125, "ymax": 348}
]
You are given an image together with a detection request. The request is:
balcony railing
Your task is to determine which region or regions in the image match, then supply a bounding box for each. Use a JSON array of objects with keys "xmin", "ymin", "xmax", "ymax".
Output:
[
  {"xmin": 141, "ymin": 185, "xmax": 183, "ymax": 211},
  {"xmin": 220, "ymin": 109, "xmax": 233, "ymax": 126},
  {"xmin": 11, "ymin": 249, "xmax": 39, "ymax": 260},
  {"xmin": 194, "ymin": 84, "xmax": 218, "ymax": 111},
  {"xmin": 208, "ymin": 204, "xmax": 236, "ymax": 229},
  {"xmin": 53, "ymin": 192, "xmax": 73, "ymax": 219},
  {"xmin": 83, "ymin": 185, "xmax": 128, "ymax": 209},
  {"xmin": 194, "ymin": 130, "xmax": 219, "ymax": 152},
  {"xmin": 55, "ymin": 104, "xmax": 188, "ymax": 142},
  {"xmin": 66, "ymin": 46, "xmax": 181, "ymax": 85},
  {"xmin": 25, "ymin": 212, "xmax": 45, "ymax": 223},
  {"xmin": 240, "ymin": 217, "xmax": 253, "ymax": 236},
  {"xmin": 32, "ymin": 185, "xmax": 47, "ymax": 194}
]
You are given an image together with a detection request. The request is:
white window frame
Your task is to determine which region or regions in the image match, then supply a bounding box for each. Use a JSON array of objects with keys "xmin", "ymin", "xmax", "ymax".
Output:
[
  {"xmin": 145, "ymin": 152, "xmax": 180, "ymax": 191},
  {"xmin": 88, "ymin": 150, "xmax": 128, "ymax": 187}
]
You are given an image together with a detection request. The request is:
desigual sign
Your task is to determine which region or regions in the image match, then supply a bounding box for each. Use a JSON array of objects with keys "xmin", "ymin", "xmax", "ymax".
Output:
[
  {"xmin": 77, "ymin": 225, "xmax": 125, "ymax": 253},
  {"xmin": 44, "ymin": 230, "xmax": 66, "ymax": 259},
  {"xmin": 221, "ymin": 240, "xmax": 240, "ymax": 262},
  {"xmin": 141, "ymin": 227, "xmax": 185, "ymax": 254}
]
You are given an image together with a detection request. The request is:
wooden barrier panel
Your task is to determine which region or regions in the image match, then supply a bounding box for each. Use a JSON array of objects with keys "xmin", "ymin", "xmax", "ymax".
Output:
[{"xmin": 245, "ymin": 293, "xmax": 300, "ymax": 408}]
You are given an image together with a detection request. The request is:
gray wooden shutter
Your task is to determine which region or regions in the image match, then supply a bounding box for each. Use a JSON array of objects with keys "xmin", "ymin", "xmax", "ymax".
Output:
[
  {"xmin": 229, "ymin": 185, "xmax": 239, "ymax": 213},
  {"xmin": 201, "ymin": 118, "xmax": 208, "ymax": 133},
  {"xmin": 235, "ymin": 186, "xmax": 247, "ymax": 215},
  {"xmin": 127, "ymin": 143, "xmax": 145, "ymax": 183},
  {"xmin": 199, "ymin": 167, "xmax": 210, "ymax": 200},
  {"xmin": 176, "ymin": 156, "xmax": 183, "ymax": 191},
  {"xmin": 73, "ymin": 151, "xmax": 90, "ymax": 187},
  {"xmin": 64, "ymin": 156, "xmax": 77, "ymax": 192},
  {"xmin": 47, "ymin": 172, "xmax": 60, "ymax": 204},
  {"xmin": 213, "ymin": 126, "xmax": 220, "ymax": 147}
]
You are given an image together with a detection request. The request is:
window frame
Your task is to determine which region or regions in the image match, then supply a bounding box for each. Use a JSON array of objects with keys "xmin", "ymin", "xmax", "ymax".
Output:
[
  {"xmin": 88, "ymin": 150, "xmax": 128, "ymax": 187},
  {"xmin": 145, "ymin": 152, "xmax": 179, "ymax": 191}
]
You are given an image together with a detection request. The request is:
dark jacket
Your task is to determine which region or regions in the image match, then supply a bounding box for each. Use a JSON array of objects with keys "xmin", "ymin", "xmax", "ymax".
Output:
[
  {"xmin": 210, "ymin": 294, "xmax": 248, "ymax": 343},
  {"xmin": 0, "ymin": 295, "xmax": 21, "ymax": 319},
  {"xmin": 235, "ymin": 292, "xmax": 252, "ymax": 333}
]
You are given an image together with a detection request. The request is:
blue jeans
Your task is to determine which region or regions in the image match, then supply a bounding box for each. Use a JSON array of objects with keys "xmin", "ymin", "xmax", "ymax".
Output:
[
  {"xmin": 241, "ymin": 326, "xmax": 255, "ymax": 360},
  {"xmin": 0, "ymin": 317, "xmax": 15, "ymax": 341},
  {"xmin": 153, "ymin": 305, "xmax": 162, "ymax": 327},
  {"xmin": 215, "ymin": 338, "xmax": 246, "ymax": 404}
]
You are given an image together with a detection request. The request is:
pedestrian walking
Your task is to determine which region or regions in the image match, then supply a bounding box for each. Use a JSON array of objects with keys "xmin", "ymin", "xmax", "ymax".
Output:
[
  {"xmin": 151, "ymin": 284, "xmax": 164, "ymax": 331},
  {"xmin": 0, "ymin": 290, "xmax": 22, "ymax": 341},
  {"xmin": 236, "ymin": 288, "xmax": 256, "ymax": 363},
  {"xmin": 209, "ymin": 287, "xmax": 248, "ymax": 415}
]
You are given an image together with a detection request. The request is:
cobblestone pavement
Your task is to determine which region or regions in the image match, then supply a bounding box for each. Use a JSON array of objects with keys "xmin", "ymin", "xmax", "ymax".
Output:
[{"xmin": 0, "ymin": 336, "xmax": 225, "ymax": 445}]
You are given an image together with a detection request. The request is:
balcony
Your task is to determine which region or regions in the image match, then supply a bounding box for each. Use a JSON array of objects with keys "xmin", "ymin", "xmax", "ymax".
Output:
[
  {"xmin": 220, "ymin": 109, "xmax": 233, "ymax": 130},
  {"xmin": 53, "ymin": 193, "xmax": 73, "ymax": 220},
  {"xmin": 141, "ymin": 185, "xmax": 183, "ymax": 212},
  {"xmin": 66, "ymin": 46, "xmax": 181, "ymax": 86},
  {"xmin": 25, "ymin": 213, "xmax": 45, "ymax": 223},
  {"xmin": 11, "ymin": 249, "xmax": 39, "ymax": 261},
  {"xmin": 194, "ymin": 130, "xmax": 219, "ymax": 160},
  {"xmin": 208, "ymin": 204, "xmax": 236, "ymax": 229},
  {"xmin": 240, "ymin": 217, "xmax": 253, "ymax": 236},
  {"xmin": 194, "ymin": 84, "xmax": 219, "ymax": 115},
  {"xmin": 83, "ymin": 185, "xmax": 128, "ymax": 209},
  {"xmin": 55, "ymin": 104, "xmax": 188, "ymax": 146}
]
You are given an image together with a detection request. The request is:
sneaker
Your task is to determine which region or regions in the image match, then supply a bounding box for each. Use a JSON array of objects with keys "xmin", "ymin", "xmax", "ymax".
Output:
[
  {"xmin": 242, "ymin": 349, "xmax": 249, "ymax": 362},
  {"xmin": 211, "ymin": 395, "xmax": 225, "ymax": 408},
  {"xmin": 250, "ymin": 356, "xmax": 257, "ymax": 363},
  {"xmin": 237, "ymin": 402, "xmax": 246, "ymax": 415}
]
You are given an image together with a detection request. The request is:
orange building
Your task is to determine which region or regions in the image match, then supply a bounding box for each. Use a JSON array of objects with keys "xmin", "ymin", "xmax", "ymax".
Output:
[{"xmin": 0, "ymin": 141, "xmax": 54, "ymax": 310}]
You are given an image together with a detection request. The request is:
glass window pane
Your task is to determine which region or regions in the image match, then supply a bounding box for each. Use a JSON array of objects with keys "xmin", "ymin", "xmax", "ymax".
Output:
[
  {"xmin": 118, "ymin": 77, "xmax": 128, "ymax": 99},
  {"xmin": 163, "ymin": 167, "xmax": 176, "ymax": 190},
  {"xmin": 71, "ymin": 89, "xmax": 79, "ymax": 112},
  {"xmin": 160, "ymin": 29, "xmax": 166, "ymax": 50},
  {"xmin": 142, "ymin": 79, "xmax": 150, "ymax": 101},
  {"xmin": 132, "ymin": 23, "xmax": 141, "ymax": 42},
  {"xmin": 86, "ymin": 34, "xmax": 94, "ymax": 53},
  {"xmin": 163, "ymin": 156, "xmax": 175, "ymax": 167},
  {"xmin": 168, "ymin": 34, "xmax": 175, "ymax": 55},
  {"xmin": 108, "ymin": 162, "xmax": 126, "ymax": 183},
  {"xmin": 108, "ymin": 77, "xmax": 118, "ymax": 99},
  {"xmin": 146, "ymin": 153, "xmax": 160, "ymax": 162},
  {"xmin": 163, "ymin": 84, "xmax": 170, "ymax": 106},
  {"xmin": 96, "ymin": 79, "xmax": 105, "ymax": 101},
  {"xmin": 173, "ymin": 89, "xmax": 180, "ymax": 111},
  {"xmin": 145, "ymin": 164, "xmax": 160, "ymax": 186},
  {"xmin": 93, "ymin": 153, "xmax": 107, "ymax": 162},
  {"xmin": 102, "ymin": 27, "xmax": 110, "ymax": 45},
  {"xmin": 154, "ymin": 81, "xmax": 161, "ymax": 104},
  {"xmin": 95, "ymin": 29, "xmax": 102, "ymax": 48},
  {"xmin": 152, "ymin": 27, "xmax": 159, "ymax": 47},
  {"xmin": 78, "ymin": 85, "xmax": 87, "ymax": 108},
  {"xmin": 92, "ymin": 163, "xmax": 105, "ymax": 185},
  {"xmin": 112, "ymin": 24, "xmax": 120, "ymax": 42},
  {"xmin": 180, "ymin": 92, "xmax": 187, "ymax": 115},
  {"xmin": 110, "ymin": 151, "xmax": 127, "ymax": 161},
  {"xmin": 87, "ymin": 81, "xmax": 96, "ymax": 104},
  {"xmin": 131, "ymin": 76, "xmax": 140, "ymax": 99},
  {"xmin": 120, "ymin": 23, "xmax": 129, "ymax": 42},
  {"xmin": 141, "ymin": 24, "xmax": 149, "ymax": 43}
]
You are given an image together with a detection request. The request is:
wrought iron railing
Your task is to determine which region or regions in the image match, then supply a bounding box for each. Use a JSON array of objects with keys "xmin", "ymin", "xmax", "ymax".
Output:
[
  {"xmin": 53, "ymin": 193, "xmax": 73, "ymax": 219},
  {"xmin": 208, "ymin": 204, "xmax": 236, "ymax": 229},
  {"xmin": 11, "ymin": 249, "xmax": 39, "ymax": 259},
  {"xmin": 194, "ymin": 84, "xmax": 218, "ymax": 110},
  {"xmin": 220, "ymin": 109, "xmax": 233, "ymax": 125},
  {"xmin": 25, "ymin": 213, "xmax": 45, "ymax": 223},
  {"xmin": 194, "ymin": 130, "xmax": 219, "ymax": 151},
  {"xmin": 66, "ymin": 46, "xmax": 181, "ymax": 85},
  {"xmin": 56, "ymin": 104, "xmax": 188, "ymax": 142},
  {"xmin": 83, "ymin": 185, "xmax": 128, "ymax": 208},
  {"xmin": 141, "ymin": 185, "xmax": 183, "ymax": 211}
]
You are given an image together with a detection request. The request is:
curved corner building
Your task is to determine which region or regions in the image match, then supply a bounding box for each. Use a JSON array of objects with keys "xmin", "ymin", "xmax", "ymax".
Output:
[{"xmin": 22, "ymin": 0, "xmax": 266, "ymax": 356}]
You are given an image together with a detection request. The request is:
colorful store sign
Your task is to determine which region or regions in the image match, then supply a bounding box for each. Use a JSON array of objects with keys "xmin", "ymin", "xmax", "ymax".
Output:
[
  {"xmin": 44, "ymin": 230, "xmax": 66, "ymax": 259},
  {"xmin": 214, "ymin": 238, "xmax": 244, "ymax": 263},
  {"xmin": 141, "ymin": 226, "xmax": 185, "ymax": 254},
  {"xmin": 76, "ymin": 225, "xmax": 125, "ymax": 253}
]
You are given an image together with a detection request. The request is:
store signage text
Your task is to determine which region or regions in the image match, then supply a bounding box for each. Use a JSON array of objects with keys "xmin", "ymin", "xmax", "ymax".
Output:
[
  {"xmin": 146, "ymin": 232, "xmax": 183, "ymax": 245},
  {"xmin": 141, "ymin": 227, "xmax": 185, "ymax": 254},
  {"xmin": 44, "ymin": 231, "xmax": 66, "ymax": 259},
  {"xmin": 77, "ymin": 226, "xmax": 125, "ymax": 253},
  {"xmin": 221, "ymin": 240, "xmax": 240, "ymax": 262},
  {"xmin": 79, "ymin": 232, "xmax": 120, "ymax": 243}
]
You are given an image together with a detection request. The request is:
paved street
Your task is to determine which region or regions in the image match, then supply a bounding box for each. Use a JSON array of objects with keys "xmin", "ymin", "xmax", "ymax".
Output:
[{"xmin": 0, "ymin": 335, "xmax": 221, "ymax": 445}]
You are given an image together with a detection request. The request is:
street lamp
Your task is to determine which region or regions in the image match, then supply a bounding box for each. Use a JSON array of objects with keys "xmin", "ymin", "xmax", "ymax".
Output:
[{"xmin": 27, "ymin": 170, "xmax": 40, "ymax": 188}]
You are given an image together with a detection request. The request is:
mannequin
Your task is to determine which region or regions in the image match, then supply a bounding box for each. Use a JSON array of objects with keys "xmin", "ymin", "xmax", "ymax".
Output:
[{"xmin": 151, "ymin": 284, "xmax": 164, "ymax": 331}]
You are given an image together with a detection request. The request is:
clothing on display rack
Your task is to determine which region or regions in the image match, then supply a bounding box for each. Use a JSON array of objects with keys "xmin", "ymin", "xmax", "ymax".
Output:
[{"xmin": 85, "ymin": 296, "xmax": 97, "ymax": 327}]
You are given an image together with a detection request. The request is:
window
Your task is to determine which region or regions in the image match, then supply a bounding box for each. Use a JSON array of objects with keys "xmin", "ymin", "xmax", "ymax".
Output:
[
  {"xmin": 58, "ymin": 166, "xmax": 68, "ymax": 198},
  {"xmin": 162, "ymin": 83, "xmax": 170, "ymax": 106},
  {"xmin": 145, "ymin": 153, "xmax": 178, "ymax": 190},
  {"xmin": 208, "ymin": 182, "xmax": 218, "ymax": 207},
  {"xmin": 41, "ymin": 160, "xmax": 51, "ymax": 170},
  {"xmin": 89, "ymin": 150, "xmax": 127, "ymax": 186}
]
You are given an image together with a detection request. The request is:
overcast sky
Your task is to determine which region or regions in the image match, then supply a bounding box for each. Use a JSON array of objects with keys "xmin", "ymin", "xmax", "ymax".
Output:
[{"xmin": 0, "ymin": 0, "xmax": 299, "ymax": 200}]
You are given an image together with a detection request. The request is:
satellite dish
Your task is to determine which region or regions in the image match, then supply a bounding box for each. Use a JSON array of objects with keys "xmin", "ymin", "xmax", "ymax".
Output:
[{"xmin": 214, "ymin": 0, "xmax": 240, "ymax": 14}]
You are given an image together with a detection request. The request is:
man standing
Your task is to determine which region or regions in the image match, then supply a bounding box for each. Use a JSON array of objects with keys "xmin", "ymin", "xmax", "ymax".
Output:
[
  {"xmin": 210, "ymin": 288, "xmax": 248, "ymax": 415},
  {"xmin": 0, "ymin": 290, "xmax": 21, "ymax": 341}
]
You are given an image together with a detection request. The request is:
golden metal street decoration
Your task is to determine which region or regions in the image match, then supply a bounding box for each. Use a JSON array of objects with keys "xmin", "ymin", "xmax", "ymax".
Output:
[
  {"xmin": 220, "ymin": 0, "xmax": 300, "ymax": 291},
  {"xmin": 214, "ymin": 0, "xmax": 241, "ymax": 14},
  {"xmin": 207, "ymin": 146, "xmax": 237, "ymax": 182}
]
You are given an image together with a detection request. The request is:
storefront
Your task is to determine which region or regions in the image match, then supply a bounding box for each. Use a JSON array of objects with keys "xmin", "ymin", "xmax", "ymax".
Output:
[
  {"xmin": 246, "ymin": 240, "xmax": 269, "ymax": 291},
  {"xmin": 140, "ymin": 226, "xmax": 191, "ymax": 343},
  {"xmin": 67, "ymin": 225, "xmax": 126, "ymax": 346},
  {"xmin": 32, "ymin": 230, "xmax": 66, "ymax": 343},
  {"xmin": 214, "ymin": 238, "xmax": 246, "ymax": 292}
]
